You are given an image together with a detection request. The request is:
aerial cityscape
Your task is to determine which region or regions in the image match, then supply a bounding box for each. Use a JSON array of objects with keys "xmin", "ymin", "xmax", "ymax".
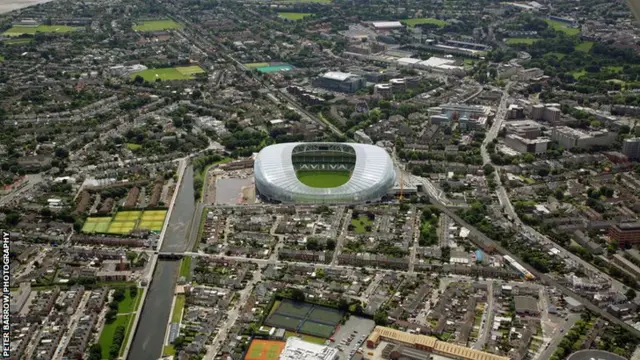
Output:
[{"xmin": 1, "ymin": 0, "xmax": 640, "ymax": 359}]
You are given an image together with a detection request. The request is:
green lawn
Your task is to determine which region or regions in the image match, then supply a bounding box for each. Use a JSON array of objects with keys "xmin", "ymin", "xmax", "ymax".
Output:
[
  {"xmin": 163, "ymin": 345, "xmax": 176, "ymax": 356},
  {"xmin": 179, "ymin": 256, "xmax": 191, "ymax": 280},
  {"xmin": 132, "ymin": 19, "xmax": 182, "ymax": 31},
  {"xmin": 575, "ymin": 41, "xmax": 594, "ymax": 52},
  {"xmin": 351, "ymin": 215, "xmax": 373, "ymax": 233},
  {"xmin": 98, "ymin": 314, "xmax": 131, "ymax": 359},
  {"xmin": 572, "ymin": 69, "xmax": 587, "ymax": 79},
  {"xmin": 117, "ymin": 288, "xmax": 140, "ymax": 313},
  {"xmin": 130, "ymin": 66, "xmax": 205, "ymax": 81},
  {"xmin": 2, "ymin": 24, "xmax": 78, "ymax": 37},
  {"xmin": 278, "ymin": 12, "xmax": 313, "ymax": 20},
  {"xmin": 3, "ymin": 38, "xmax": 32, "ymax": 45},
  {"xmin": 0, "ymin": 55, "xmax": 4, "ymax": 62},
  {"xmin": 296, "ymin": 170, "xmax": 350, "ymax": 188},
  {"xmin": 171, "ymin": 295, "xmax": 186, "ymax": 323},
  {"xmin": 126, "ymin": 143, "xmax": 141, "ymax": 150},
  {"xmin": 545, "ymin": 19, "xmax": 580, "ymax": 36},
  {"xmin": 506, "ymin": 38, "xmax": 538, "ymax": 45},
  {"xmin": 605, "ymin": 66, "xmax": 624, "ymax": 73},
  {"xmin": 545, "ymin": 52, "xmax": 566, "ymax": 60},
  {"xmin": 401, "ymin": 18, "xmax": 446, "ymax": 27}
]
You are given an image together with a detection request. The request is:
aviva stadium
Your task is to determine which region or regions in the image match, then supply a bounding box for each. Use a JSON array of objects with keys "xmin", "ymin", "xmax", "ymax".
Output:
[{"xmin": 254, "ymin": 143, "xmax": 396, "ymax": 204}]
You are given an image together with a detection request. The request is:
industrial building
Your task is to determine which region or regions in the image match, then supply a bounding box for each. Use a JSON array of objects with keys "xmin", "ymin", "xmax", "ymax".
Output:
[
  {"xmin": 622, "ymin": 137, "xmax": 640, "ymax": 160},
  {"xmin": 369, "ymin": 21, "xmax": 404, "ymax": 30},
  {"xmin": 551, "ymin": 126, "xmax": 617, "ymax": 150},
  {"xmin": 397, "ymin": 56, "xmax": 465, "ymax": 75},
  {"xmin": 608, "ymin": 222, "xmax": 640, "ymax": 247},
  {"xmin": 365, "ymin": 326, "xmax": 509, "ymax": 360},
  {"xmin": 279, "ymin": 337, "xmax": 338, "ymax": 360},
  {"xmin": 313, "ymin": 71, "xmax": 366, "ymax": 93},
  {"xmin": 503, "ymin": 134, "xmax": 550, "ymax": 154}
]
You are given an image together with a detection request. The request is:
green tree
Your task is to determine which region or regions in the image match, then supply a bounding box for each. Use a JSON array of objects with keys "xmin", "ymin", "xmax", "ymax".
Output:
[
  {"xmin": 374, "ymin": 310, "xmax": 388, "ymax": 325},
  {"xmin": 88, "ymin": 344, "xmax": 102, "ymax": 360},
  {"xmin": 290, "ymin": 288, "xmax": 305, "ymax": 302},
  {"xmin": 626, "ymin": 288, "xmax": 636, "ymax": 300}
]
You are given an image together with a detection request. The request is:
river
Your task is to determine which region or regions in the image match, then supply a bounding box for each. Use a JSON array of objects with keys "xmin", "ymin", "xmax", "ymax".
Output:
[{"xmin": 128, "ymin": 166, "xmax": 196, "ymax": 359}]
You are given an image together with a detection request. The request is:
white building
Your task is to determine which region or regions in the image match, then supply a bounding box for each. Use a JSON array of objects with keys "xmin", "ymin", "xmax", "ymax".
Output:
[
  {"xmin": 370, "ymin": 21, "xmax": 404, "ymax": 29},
  {"xmin": 279, "ymin": 337, "xmax": 339, "ymax": 360},
  {"xmin": 551, "ymin": 126, "xmax": 617, "ymax": 150},
  {"xmin": 417, "ymin": 57, "xmax": 465, "ymax": 75}
]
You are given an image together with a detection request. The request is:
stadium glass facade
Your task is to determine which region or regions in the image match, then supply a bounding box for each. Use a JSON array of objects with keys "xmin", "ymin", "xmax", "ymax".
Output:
[{"xmin": 254, "ymin": 143, "xmax": 396, "ymax": 204}]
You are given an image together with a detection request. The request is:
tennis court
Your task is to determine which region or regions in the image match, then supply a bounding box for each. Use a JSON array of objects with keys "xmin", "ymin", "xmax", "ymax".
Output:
[
  {"xmin": 244, "ymin": 339, "xmax": 285, "ymax": 360},
  {"xmin": 299, "ymin": 321, "xmax": 335, "ymax": 338},
  {"xmin": 308, "ymin": 307, "xmax": 343, "ymax": 325},
  {"xmin": 114, "ymin": 211, "xmax": 142, "ymax": 221},
  {"xmin": 264, "ymin": 314, "xmax": 302, "ymax": 330},
  {"xmin": 276, "ymin": 300, "xmax": 314, "ymax": 318}
]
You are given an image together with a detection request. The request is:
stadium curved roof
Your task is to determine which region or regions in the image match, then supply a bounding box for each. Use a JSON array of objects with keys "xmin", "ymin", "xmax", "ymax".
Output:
[
  {"xmin": 254, "ymin": 142, "xmax": 395, "ymax": 203},
  {"xmin": 567, "ymin": 350, "xmax": 627, "ymax": 360}
]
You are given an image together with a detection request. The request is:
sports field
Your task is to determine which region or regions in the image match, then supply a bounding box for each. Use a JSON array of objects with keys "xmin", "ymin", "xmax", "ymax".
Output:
[
  {"xmin": 2, "ymin": 25, "xmax": 78, "ymax": 37},
  {"xmin": 244, "ymin": 62, "xmax": 269, "ymax": 68},
  {"xmin": 296, "ymin": 170, "xmax": 350, "ymax": 188},
  {"xmin": 108, "ymin": 221, "xmax": 137, "ymax": 234},
  {"xmin": 264, "ymin": 299, "xmax": 343, "ymax": 338},
  {"xmin": 130, "ymin": 66, "xmax": 204, "ymax": 81},
  {"xmin": 81, "ymin": 209, "xmax": 168, "ymax": 234},
  {"xmin": 132, "ymin": 19, "xmax": 182, "ymax": 32},
  {"xmin": 401, "ymin": 18, "xmax": 446, "ymax": 27},
  {"xmin": 506, "ymin": 38, "xmax": 538, "ymax": 45},
  {"xmin": 299, "ymin": 321, "xmax": 335, "ymax": 338},
  {"xmin": 278, "ymin": 12, "xmax": 313, "ymax": 21},
  {"xmin": 138, "ymin": 210, "xmax": 168, "ymax": 231},
  {"xmin": 545, "ymin": 19, "xmax": 580, "ymax": 36},
  {"xmin": 245, "ymin": 339, "xmax": 285, "ymax": 360},
  {"xmin": 81, "ymin": 217, "xmax": 112, "ymax": 233}
]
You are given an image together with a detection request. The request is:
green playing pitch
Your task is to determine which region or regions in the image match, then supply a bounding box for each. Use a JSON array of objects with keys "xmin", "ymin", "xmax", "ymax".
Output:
[
  {"xmin": 132, "ymin": 19, "xmax": 182, "ymax": 32},
  {"xmin": 296, "ymin": 171, "xmax": 350, "ymax": 188}
]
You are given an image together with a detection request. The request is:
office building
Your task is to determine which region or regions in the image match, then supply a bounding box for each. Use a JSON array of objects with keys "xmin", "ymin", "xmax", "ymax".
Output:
[
  {"xmin": 505, "ymin": 120, "xmax": 542, "ymax": 139},
  {"xmin": 551, "ymin": 126, "xmax": 616, "ymax": 150},
  {"xmin": 543, "ymin": 107, "xmax": 561, "ymax": 122},
  {"xmin": 504, "ymin": 134, "xmax": 550, "ymax": 154},
  {"xmin": 608, "ymin": 222, "xmax": 640, "ymax": 247},
  {"xmin": 530, "ymin": 104, "xmax": 545, "ymax": 120},
  {"xmin": 374, "ymin": 83, "xmax": 392, "ymax": 98},
  {"xmin": 622, "ymin": 138, "xmax": 640, "ymax": 160},
  {"xmin": 313, "ymin": 72, "xmax": 365, "ymax": 93}
]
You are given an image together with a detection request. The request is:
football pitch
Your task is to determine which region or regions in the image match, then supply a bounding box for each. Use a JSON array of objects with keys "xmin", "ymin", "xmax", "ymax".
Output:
[
  {"xmin": 132, "ymin": 19, "xmax": 182, "ymax": 32},
  {"xmin": 2, "ymin": 25, "xmax": 78, "ymax": 37},
  {"xmin": 130, "ymin": 66, "xmax": 205, "ymax": 81},
  {"xmin": 245, "ymin": 339, "xmax": 285, "ymax": 360},
  {"xmin": 296, "ymin": 171, "xmax": 350, "ymax": 188},
  {"xmin": 278, "ymin": 12, "xmax": 313, "ymax": 21}
]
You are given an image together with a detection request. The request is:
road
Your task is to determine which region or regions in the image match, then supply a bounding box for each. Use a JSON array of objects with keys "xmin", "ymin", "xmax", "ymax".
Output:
[
  {"xmin": 408, "ymin": 208, "xmax": 421, "ymax": 274},
  {"xmin": 481, "ymin": 82, "xmax": 629, "ymax": 294},
  {"xmin": 52, "ymin": 291, "xmax": 91, "ymax": 360},
  {"xmin": 331, "ymin": 209, "xmax": 353, "ymax": 266},
  {"xmin": 203, "ymin": 269, "xmax": 262, "ymax": 360},
  {"xmin": 423, "ymin": 197, "xmax": 640, "ymax": 338},
  {"xmin": 0, "ymin": 173, "xmax": 43, "ymax": 206},
  {"xmin": 473, "ymin": 281, "xmax": 493, "ymax": 350},
  {"xmin": 537, "ymin": 314, "xmax": 580, "ymax": 360}
]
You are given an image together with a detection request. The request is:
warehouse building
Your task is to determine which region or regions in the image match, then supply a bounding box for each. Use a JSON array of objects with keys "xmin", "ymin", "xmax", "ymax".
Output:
[
  {"xmin": 279, "ymin": 337, "xmax": 338, "ymax": 360},
  {"xmin": 365, "ymin": 326, "xmax": 509, "ymax": 360}
]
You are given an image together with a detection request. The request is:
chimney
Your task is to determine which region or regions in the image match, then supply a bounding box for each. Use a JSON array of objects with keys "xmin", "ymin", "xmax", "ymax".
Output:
[{"xmin": 120, "ymin": 255, "xmax": 125, "ymax": 271}]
